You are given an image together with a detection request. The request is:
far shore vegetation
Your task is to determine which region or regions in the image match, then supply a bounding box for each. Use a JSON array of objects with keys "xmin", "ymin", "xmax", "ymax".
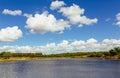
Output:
[{"xmin": 0, "ymin": 47, "xmax": 120, "ymax": 62}]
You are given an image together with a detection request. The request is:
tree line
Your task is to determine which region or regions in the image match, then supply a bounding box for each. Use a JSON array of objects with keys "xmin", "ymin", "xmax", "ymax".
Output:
[
  {"xmin": 0, "ymin": 52, "xmax": 42, "ymax": 59},
  {"xmin": 0, "ymin": 47, "xmax": 120, "ymax": 59}
]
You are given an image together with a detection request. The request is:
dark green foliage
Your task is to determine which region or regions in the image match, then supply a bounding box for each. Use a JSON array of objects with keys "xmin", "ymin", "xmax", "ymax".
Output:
[
  {"xmin": 109, "ymin": 47, "xmax": 120, "ymax": 56},
  {"xmin": 103, "ymin": 52, "xmax": 111, "ymax": 56},
  {"xmin": 88, "ymin": 52, "xmax": 104, "ymax": 57},
  {"xmin": 12, "ymin": 53, "xmax": 42, "ymax": 57},
  {"xmin": 114, "ymin": 47, "xmax": 120, "ymax": 53},
  {"xmin": 0, "ymin": 52, "xmax": 42, "ymax": 58},
  {"xmin": 46, "ymin": 52, "xmax": 89, "ymax": 57},
  {"xmin": 109, "ymin": 49, "xmax": 117, "ymax": 56},
  {"xmin": 0, "ymin": 52, "xmax": 12, "ymax": 59}
]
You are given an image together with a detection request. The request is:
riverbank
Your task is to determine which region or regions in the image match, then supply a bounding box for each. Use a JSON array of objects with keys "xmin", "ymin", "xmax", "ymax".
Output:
[
  {"xmin": 0, "ymin": 57, "xmax": 48, "ymax": 62},
  {"xmin": 0, "ymin": 57, "xmax": 73, "ymax": 62},
  {"xmin": 0, "ymin": 47, "xmax": 120, "ymax": 62},
  {"xmin": 0, "ymin": 55, "xmax": 120, "ymax": 62}
]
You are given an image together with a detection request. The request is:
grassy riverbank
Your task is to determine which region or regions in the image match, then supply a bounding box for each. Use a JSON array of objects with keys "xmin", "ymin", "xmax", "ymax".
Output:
[
  {"xmin": 0, "ymin": 57, "xmax": 47, "ymax": 62},
  {"xmin": 0, "ymin": 47, "xmax": 120, "ymax": 62},
  {"xmin": 0, "ymin": 55, "xmax": 119, "ymax": 62}
]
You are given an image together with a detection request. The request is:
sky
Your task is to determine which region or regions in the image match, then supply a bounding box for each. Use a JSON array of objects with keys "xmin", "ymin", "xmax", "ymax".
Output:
[{"xmin": 0, "ymin": 0, "xmax": 120, "ymax": 54}]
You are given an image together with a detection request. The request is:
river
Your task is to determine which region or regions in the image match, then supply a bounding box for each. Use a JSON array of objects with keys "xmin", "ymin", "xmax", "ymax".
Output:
[{"xmin": 0, "ymin": 58, "xmax": 120, "ymax": 78}]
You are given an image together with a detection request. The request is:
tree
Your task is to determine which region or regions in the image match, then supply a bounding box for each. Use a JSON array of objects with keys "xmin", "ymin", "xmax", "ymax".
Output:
[
  {"xmin": 0, "ymin": 52, "xmax": 12, "ymax": 59},
  {"xmin": 109, "ymin": 49, "xmax": 117, "ymax": 56},
  {"xmin": 114, "ymin": 47, "xmax": 120, "ymax": 54}
]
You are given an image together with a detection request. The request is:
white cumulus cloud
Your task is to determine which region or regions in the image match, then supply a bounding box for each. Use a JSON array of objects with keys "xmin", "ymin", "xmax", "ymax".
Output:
[
  {"xmin": 50, "ymin": 0, "xmax": 66, "ymax": 10},
  {"xmin": 0, "ymin": 38, "xmax": 120, "ymax": 54},
  {"xmin": 115, "ymin": 13, "xmax": 120, "ymax": 26},
  {"xmin": 2, "ymin": 9, "xmax": 22, "ymax": 16},
  {"xmin": 25, "ymin": 11, "xmax": 70, "ymax": 34},
  {"xmin": 59, "ymin": 4, "xmax": 98, "ymax": 26},
  {"xmin": 0, "ymin": 26, "xmax": 23, "ymax": 42}
]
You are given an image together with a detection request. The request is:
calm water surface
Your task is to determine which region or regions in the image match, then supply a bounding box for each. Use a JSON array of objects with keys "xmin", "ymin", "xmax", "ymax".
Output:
[{"xmin": 0, "ymin": 58, "xmax": 120, "ymax": 78}]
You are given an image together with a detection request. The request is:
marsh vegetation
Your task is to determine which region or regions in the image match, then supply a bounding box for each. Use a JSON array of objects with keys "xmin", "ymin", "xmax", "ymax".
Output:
[{"xmin": 0, "ymin": 47, "xmax": 120, "ymax": 62}]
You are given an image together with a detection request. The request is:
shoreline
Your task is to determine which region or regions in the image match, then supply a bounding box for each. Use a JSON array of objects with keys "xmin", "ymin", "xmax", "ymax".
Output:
[
  {"xmin": 0, "ymin": 56, "xmax": 119, "ymax": 62},
  {"xmin": 0, "ymin": 47, "xmax": 120, "ymax": 62}
]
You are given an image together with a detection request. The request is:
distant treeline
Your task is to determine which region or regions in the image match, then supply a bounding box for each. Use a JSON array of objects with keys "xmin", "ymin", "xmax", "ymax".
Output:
[
  {"xmin": 46, "ymin": 47, "xmax": 120, "ymax": 59},
  {"xmin": 0, "ymin": 52, "xmax": 42, "ymax": 59},
  {"xmin": 0, "ymin": 47, "xmax": 120, "ymax": 59}
]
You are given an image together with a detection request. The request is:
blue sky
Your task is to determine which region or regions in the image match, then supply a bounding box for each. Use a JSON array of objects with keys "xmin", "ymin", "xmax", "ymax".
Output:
[{"xmin": 0, "ymin": 0, "xmax": 120, "ymax": 54}]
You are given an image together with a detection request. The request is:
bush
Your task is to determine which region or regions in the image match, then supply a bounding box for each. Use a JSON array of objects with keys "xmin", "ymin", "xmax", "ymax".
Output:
[
  {"xmin": 109, "ymin": 47, "xmax": 120, "ymax": 56},
  {"xmin": 0, "ymin": 52, "xmax": 12, "ymax": 59},
  {"xmin": 109, "ymin": 49, "xmax": 117, "ymax": 56}
]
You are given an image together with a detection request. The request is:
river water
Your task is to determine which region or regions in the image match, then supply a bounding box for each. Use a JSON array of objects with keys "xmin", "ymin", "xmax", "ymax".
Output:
[{"xmin": 0, "ymin": 58, "xmax": 120, "ymax": 78}]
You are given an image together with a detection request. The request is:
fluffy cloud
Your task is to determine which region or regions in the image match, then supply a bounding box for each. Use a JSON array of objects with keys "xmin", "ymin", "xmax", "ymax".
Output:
[
  {"xmin": 59, "ymin": 4, "xmax": 98, "ymax": 26},
  {"xmin": 0, "ymin": 26, "xmax": 23, "ymax": 42},
  {"xmin": 50, "ymin": 0, "xmax": 66, "ymax": 10},
  {"xmin": 25, "ymin": 11, "xmax": 70, "ymax": 34},
  {"xmin": 0, "ymin": 38, "xmax": 120, "ymax": 54},
  {"xmin": 25, "ymin": 1, "xmax": 98, "ymax": 34},
  {"xmin": 2, "ymin": 9, "xmax": 22, "ymax": 16},
  {"xmin": 115, "ymin": 13, "xmax": 120, "ymax": 26}
]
